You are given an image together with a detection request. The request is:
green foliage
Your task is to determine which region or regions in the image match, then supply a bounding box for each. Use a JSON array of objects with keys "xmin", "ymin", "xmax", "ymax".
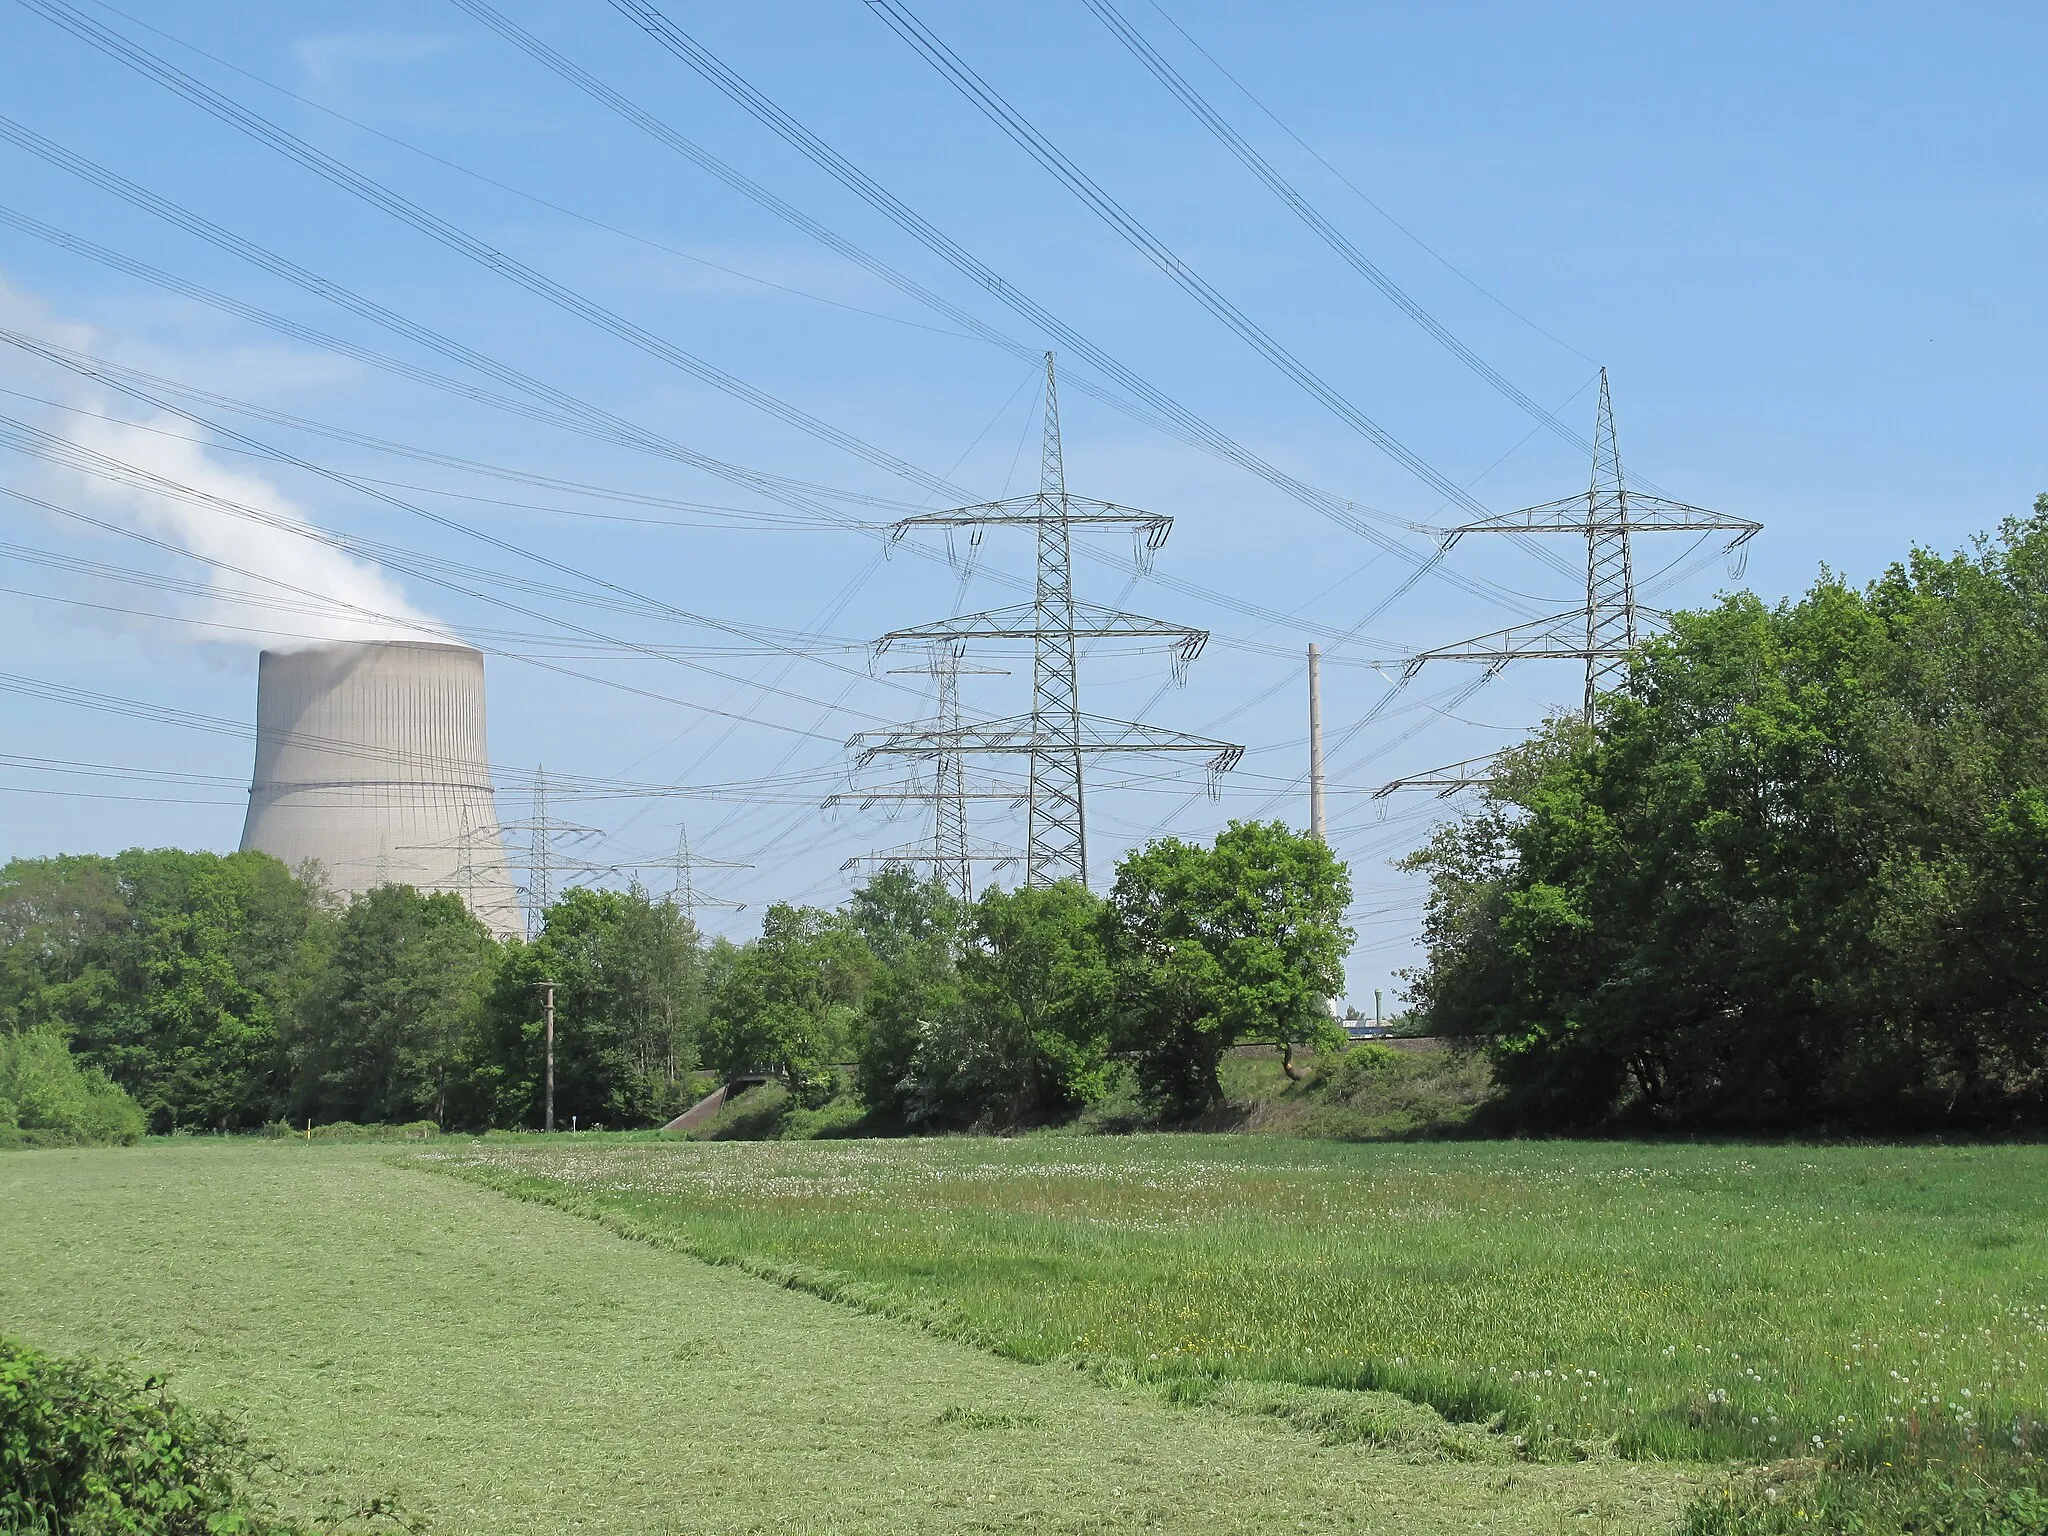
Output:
[
  {"xmin": 289, "ymin": 886, "xmax": 499, "ymax": 1128},
  {"xmin": 1688, "ymin": 1442, "xmax": 2048, "ymax": 1536},
  {"xmin": 0, "ymin": 1028, "xmax": 145, "ymax": 1147},
  {"xmin": 0, "ymin": 1333, "xmax": 304, "ymax": 1534},
  {"xmin": 705, "ymin": 902, "xmax": 870, "ymax": 1105},
  {"xmin": 0, "ymin": 849, "xmax": 332, "ymax": 1132},
  {"xmin": 477, "ymin": 885, "xmax": 706, "ymax": 1129},
  {"xmin": 1406, "ymin": 506, "xmax": 2048, "ymax": 1130},
  {"xmin": 850, "ymin": 873, "xmax": 1116, "ymax": 1130},
  {"xmin": 1107, "ymin": 821, "xmax": 1353, "ymax": 1118}
]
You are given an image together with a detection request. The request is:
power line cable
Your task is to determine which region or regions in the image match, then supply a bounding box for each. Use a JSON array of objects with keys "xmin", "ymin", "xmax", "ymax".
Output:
[
  {"xmin": 1137, "ymin": 0, "xmax": 1599, "ymax": 367},
  {"xmin": 505, "ymin": 0, "xmax": 1547, "ymax": 619},
  {"xmin": 16, "ymin": 0, "xmax": 980, "ymax": 502},
  {"xmin": 862, "ymin": 0, "xmax": 1496, "ymax": 520},
  {"xmin": 70, "ymin": 0, "xmax": 990, "ymax": 347}
]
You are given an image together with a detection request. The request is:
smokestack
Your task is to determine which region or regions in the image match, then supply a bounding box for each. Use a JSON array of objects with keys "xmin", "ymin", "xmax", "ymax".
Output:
[{"xmin": 240, "ymin": 640, "xmax": 522, "ymax": 939}]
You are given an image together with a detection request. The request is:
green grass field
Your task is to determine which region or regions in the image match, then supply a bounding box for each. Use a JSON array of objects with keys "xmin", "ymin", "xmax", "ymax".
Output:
[
  {"xmin": 429, "ymin": 1135, "xmax": 2048, "ymax": 1467},
  {"xmin": 0, "ymin": 1140, "xmax": 1695, "ymax": 1534}
]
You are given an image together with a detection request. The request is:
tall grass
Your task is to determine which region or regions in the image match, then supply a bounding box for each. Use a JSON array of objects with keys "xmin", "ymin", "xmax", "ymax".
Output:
[{"xmin": 430, "ymin": 1135, "xmax": 2048, "ymax": 1470}]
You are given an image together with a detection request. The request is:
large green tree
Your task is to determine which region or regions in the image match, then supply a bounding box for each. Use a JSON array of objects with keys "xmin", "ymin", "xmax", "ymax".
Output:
[
  {"xmin": 1107, "ymin": 821, "xmax": 1353, "ymax": 1118},
  {"xmin": 1404, "ymin": 502, "xmax": 2048, "ymax": 1130},
  {"xmin": 0, "ymin": 849, "xmax": 331, "ymax": 1130},
  {"xmin": 291, "ymin": 885, "xmax": 501, "ymax": 1127},
  {"xmin": 475, "ymin": 885, "xmax": 704, "ymax": 1129},
  {"xmin": 705, "ymin": 903, "xmax": 870, "ymax": 1104}
]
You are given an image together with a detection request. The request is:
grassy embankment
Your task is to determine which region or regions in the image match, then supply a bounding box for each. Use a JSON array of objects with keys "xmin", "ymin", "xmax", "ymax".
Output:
[
  {"xmin": 431, "ymin": 1135, "xmax": 2048, "ymax": 1476},
  {"xmin": 0, "ymin": 1140, "xmax": 1692, "ymax": 1535},
  {"xmin": 683, "ymin": 1040, "xmax": 1491, "ymax": 1142}
]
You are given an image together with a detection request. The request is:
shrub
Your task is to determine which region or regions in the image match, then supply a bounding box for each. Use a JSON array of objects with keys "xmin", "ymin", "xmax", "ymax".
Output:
[
  {"xmin": 0, "ymin": 1029, "xmax": 145, "ymax": 1148},
  {"xmin": 0, "ymin": 1333, "xmax": 305, "ymax": 1533}
]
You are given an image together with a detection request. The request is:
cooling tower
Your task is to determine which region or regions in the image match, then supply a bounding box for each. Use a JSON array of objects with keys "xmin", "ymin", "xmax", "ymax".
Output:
[{"xmin": 240, "ymin": 641, "xmax": 523, "ymax": 939}]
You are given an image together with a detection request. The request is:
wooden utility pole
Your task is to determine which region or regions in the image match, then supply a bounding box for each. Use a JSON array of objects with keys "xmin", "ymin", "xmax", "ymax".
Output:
[
  {"xmin": 538, "ymin": 980, "xmax": 557, "ymax": 1133},
  {"xmin": 1308, "ymin": 644, "xmax": 1327, "ymax": 842}
]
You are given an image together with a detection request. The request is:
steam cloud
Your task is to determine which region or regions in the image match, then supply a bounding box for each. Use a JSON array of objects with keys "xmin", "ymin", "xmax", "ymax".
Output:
[{"xmin": 1, "ymin": 276, "xmax": 447, "ymax": 652}]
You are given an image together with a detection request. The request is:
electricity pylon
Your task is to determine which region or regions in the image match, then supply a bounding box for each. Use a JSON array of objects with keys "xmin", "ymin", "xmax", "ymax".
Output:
[
  {"xmin": 500, "ymin": 765, "xmax": 600, "ymax": 936},
  {"xmin": 1400, "ymin": 370, "xmax": 1760, "ymax": 722},
  {"xmin": 852, "ymin": 353, "xmax": 1240, "ymax": 887},
  {"xmin": 825, "ymin": 645, "xmax": 1023, "ymax": 903},
  {"xmin": 669, "ymin": 823, "xmax": 749, "ymax": 920}
]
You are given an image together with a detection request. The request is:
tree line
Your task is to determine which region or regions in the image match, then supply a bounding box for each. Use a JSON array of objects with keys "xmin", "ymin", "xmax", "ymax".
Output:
[
  {"xmin": 1404, "ymin": 502, "xmax": 2048, "ymax": 1131},
  {"xmin": 0, "ymin": 820, "xmax": 1351, "ymax": 1136}
]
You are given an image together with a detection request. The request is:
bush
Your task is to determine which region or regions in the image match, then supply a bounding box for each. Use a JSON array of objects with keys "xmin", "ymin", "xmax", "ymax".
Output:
[
  {"xmin": 0, "ymin": 1029, "xmax": 146, "ymax": 1148},
  {"xmin": 0, "ymin": 1333, "xmax": 305, "ymax": 1533}
]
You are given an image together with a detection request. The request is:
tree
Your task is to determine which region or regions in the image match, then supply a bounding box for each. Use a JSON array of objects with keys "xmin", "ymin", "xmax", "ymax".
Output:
[
  {"xmin": 291, "ymin": 885, "xmax": 501, "ymax": 1127},
  {"xmin": 0, "ymin": 849, "xmax": 333, "ymax": 1131},
  {"xmin": 705, "ymin": 903, "xmax": 870, "ymax": 1105},
  {"xmin": 1107, "ymin": 822, "xmax": 1353, "ymax": 1118},
  {"xmin": 0, "ymin": 1029, "xmax": 145, "ymax": 1147},
  {"xmin": 1403, "ymin": 503, "xmax": 2048, "ymax": 1131},
  {"xmin": 847, "ymin": 866, "xmax": 962, "ymax": 1124},
  {"xmin": 473, "ymin": 886, "xmax": 704, "ymax": 1130},
  {"xmin": 947, "ymin": 880, "xmax": 1115, "ymax": 1124}
]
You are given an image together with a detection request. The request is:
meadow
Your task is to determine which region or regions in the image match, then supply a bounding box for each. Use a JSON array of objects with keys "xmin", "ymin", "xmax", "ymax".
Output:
[
  {"xmin": 0, "ymin": 1140, "xmax": 1693, "ymax": 1534},
  {"xmin": 429, "ymin": 1134, "xmax": 2048, "ymax": 1467}
]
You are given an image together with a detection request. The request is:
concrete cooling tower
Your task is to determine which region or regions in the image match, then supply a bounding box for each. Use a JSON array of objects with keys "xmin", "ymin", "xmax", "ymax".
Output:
[{"xmin": 239, "ymin": 640, "xmax": 523, "ymax": 940}]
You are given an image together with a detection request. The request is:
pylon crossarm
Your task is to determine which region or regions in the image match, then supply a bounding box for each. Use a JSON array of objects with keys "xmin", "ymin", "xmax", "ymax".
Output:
[
  {"xmin": 1371, "ymin": 752, "xmax": 1500, "ymax": 800},
  {"xmin": 852, "ymin": 712, "xmax": 1240, "ymax": 768},
  {"xmin": 1392, "ymin": 610, "xmax": 1631, "ymax": 677},
  {"xmin": 875, "ymin": 603, "xmax": 1209, "ymax": 675},
  {"xmin": 1437, "ymin": 494, "xmax": 1760, "ymax": 544},
  {"xmin": 890, "ymin": 495, "xmax": 1170, "ymax": 540}
]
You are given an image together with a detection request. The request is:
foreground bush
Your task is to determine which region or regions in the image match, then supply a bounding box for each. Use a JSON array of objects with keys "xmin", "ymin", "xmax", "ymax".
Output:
[
  {"xmin": 0, "ymin": 1030, "xmax": 145, "ymax": 1148},
  {"xmin": 1686, "ymin": 1436, "xmax": 2048, "ymax": 1536},
  {"xmin": 0, "ymin": 1334, "xmax": 303, "ymax": 1533}
]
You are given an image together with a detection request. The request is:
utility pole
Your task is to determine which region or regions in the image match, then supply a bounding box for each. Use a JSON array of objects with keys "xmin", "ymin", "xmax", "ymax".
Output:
[
  {"xmin": 538, "ymin": 980, "xmax": 556, "ymax": 1133},
  {"xmin": 1307, "ymin": 643, "xmax": 1326, "ymax": 842},
  {"xmin": 854, "ymin": 353, "xmax": 1241, "ymax": 888}
]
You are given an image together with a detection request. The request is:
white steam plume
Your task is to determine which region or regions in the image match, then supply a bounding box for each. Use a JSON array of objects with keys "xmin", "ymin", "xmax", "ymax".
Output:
[{"xmin": 0, "ymin": 276, "xmax": 448, "ymax": 651}]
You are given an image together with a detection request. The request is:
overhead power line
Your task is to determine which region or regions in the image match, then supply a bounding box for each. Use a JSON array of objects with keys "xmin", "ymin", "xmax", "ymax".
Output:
[
  {"xmin": 861, "ymin": 0, "xmax": 1494, "ymax": 520},
  {"xmin": 15, "ymin": 0, "xmax": 975, "ymax": 501},
  {"xmin": 548, "ymin": 0, "xmax": 1547, "ymax": 617},
  {"xmin": 0, "ymin": 327, "xmax": 923, "ymax": 704},
  {"xmin": 0, "ymin": 122, "xmax": 917, "ymax": 525},
  {"xmin": 1137, "ymin": 0, "xmax": 1597, "ymax": 368},
  {"xmin": 1079, "ymin": 0, "xmax": 1590, "ymax": 455}
]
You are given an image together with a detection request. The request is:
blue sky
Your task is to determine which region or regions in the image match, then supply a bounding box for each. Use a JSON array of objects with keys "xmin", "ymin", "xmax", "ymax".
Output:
[{"xmin": 0, "ymin": 0, "xmax": 2040, "ymax": 1001}]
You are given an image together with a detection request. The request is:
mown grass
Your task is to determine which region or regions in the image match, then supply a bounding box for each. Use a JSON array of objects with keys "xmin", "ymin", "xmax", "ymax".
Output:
[
  {"xmin": 427, "ymin": 1134, "xmax": 2048, "ymax": 1473},
  {"xmin": 0, "ymin": 1141, "xmax": 1696, "ymax": 1534}
]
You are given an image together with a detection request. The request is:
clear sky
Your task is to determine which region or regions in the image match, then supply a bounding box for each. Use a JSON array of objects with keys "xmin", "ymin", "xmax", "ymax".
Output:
[{"xmin": 0, "ymin": 0, "xmax": 2040, "ymax": 1003}]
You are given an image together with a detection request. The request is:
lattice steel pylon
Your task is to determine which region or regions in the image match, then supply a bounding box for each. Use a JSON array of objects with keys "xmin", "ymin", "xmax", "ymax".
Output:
[
  {"xmin": 1400, "ymin": 370, "xmax": 1760, "ymax": 723},
  {"xmin": 825, "ymin": 645, "xmax": 1025, "ymax": 903},
  {"xmin": 853, "ymin": 353, "xmax": 1240, "ymax": 888}
]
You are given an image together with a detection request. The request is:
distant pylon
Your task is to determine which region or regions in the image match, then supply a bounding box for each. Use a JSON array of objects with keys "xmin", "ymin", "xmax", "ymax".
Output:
[
  {"xmin": 855, "ymin": 354, "xmax": 1240, "ymax": 888},
  {"xmin": 1582, "ymin": 373, "xmax": 1637, "ymax": 717},
  {"xmin": 529, "ymin": 766, "xmax": 552, "ymax": 934},
  {"xmin": 825, "ymin": 646, "xmax": 1023, "ymax": 903},
  {"xmin": 669, "ymin": 823, "xmax": 748, "ymax": 919},
  {"xmin": 1029, "ymin": 354, "xmax": 1086, "ymax": 883},
  {"xmin": 1397, "ymin": 370, "xmax": 1760, "ymax": 725}
]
